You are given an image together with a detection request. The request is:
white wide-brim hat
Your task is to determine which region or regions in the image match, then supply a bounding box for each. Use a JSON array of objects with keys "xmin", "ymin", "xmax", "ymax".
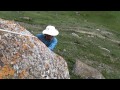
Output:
[{"xmin": 42, "ymin": 25, "xmax": 59, "ymax": 36}]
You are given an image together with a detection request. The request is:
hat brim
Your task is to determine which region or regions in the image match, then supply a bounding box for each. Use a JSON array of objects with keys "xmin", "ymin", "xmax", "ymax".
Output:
[{"xmin": 42, "ymin": 29, "xmax": 59, "ymax": 36}]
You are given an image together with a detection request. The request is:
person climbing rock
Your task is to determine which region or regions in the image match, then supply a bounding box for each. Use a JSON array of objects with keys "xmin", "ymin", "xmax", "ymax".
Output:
[{"xmin": 36, "ymin": 25, "xmax": 59, "ymax": 51}]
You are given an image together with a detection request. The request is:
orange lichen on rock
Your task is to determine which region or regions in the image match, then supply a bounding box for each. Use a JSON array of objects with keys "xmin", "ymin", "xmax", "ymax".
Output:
[
  {"xmin": 10, "ymin": 58, "xmax": 17, "ymax": 65},
  {"xmin": 18, "ymin": 70, "xmax": 28, "ymax": 79},
  {"xmin": 22, "ymin": 44, "xmax": 28, "ymax": 50},
  {"xmin": 15, "ymin": 41, "xmax": 20, "ymax": 47},
  {"xmin": 0, "ymin": 65, "xmax": 15, "ymax": 79},
  {"xmin": 15, "ymin": 52, "xmax": 20, "ymax": 58},
  {"xmin": 25, "ymin": 36, "xmax": 30, "ymax": 40},
  {"xmin": 29, "ymin": 43, "xmax": 34, "ymax": 48}
]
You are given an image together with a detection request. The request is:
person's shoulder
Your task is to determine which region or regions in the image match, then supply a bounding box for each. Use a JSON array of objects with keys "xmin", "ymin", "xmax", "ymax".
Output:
[
  {"xmin": 53, "ymin": 37, "xmax": 58, "ymax": 42},
  {"xmin": 36, "ymin": 33, "xmax": 44, "ymax": 39},
  {"xmin": 36, "ymin": 33, "xmax": 43, "ymax": 36},
  {"xmin": 39, "ymin": 33, "xmax": 43, "ymax": 36}
]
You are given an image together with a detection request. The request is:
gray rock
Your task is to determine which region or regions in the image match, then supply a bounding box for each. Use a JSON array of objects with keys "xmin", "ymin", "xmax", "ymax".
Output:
[
  {"xmin": 73, "ymin": 60, "xmax": 105, "ymax": 79},
  {"xmin": 72, "ymin": 33, "xmax": 81, "ymax": 38},
  {"xmin": 0, "ymin": 18, "xmax": 70, "ymax": 79}
]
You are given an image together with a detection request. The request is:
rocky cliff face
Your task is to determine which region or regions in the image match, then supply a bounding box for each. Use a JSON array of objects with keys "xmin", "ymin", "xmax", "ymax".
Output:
[{"xmin": 0, "ymin": 18, "xmax": 70, "ymax": 79}]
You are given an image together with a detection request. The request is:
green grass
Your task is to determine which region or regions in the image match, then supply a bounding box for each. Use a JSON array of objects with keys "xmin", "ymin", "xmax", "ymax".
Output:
[{"xmin": 0, "ymin": 11, "xmax": 120, "ymax": 79}]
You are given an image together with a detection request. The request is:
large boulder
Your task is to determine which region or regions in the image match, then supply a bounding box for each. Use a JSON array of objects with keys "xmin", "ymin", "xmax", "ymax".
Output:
[
  {"xmin": 73, "ymin": 60, "xmax": 105, "ymax": 79},
  {"xmin": 0, "ymin": 18, "xmax": 70, "ymax": 79}
]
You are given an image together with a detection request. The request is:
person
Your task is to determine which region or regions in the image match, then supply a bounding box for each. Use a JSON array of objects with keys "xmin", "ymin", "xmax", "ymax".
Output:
[{"xmin": 36, "ymin": 25, "xmax": 59, "ymax": 51}]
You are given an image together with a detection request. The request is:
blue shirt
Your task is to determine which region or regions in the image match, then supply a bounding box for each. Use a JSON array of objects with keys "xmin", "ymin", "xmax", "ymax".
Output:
[{"xmin": 36, "ymin": 34, "xmax": 58, "ymax": 51}]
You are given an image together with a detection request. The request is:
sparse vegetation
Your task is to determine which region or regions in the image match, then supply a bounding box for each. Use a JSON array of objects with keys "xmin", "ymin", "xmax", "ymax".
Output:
[{"xmin": 0, "ymin": 11, "xmax": 120, "ymax": 79}]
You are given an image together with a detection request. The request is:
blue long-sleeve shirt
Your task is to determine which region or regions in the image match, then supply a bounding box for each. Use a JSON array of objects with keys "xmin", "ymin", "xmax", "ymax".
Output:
[{"xmin": 36, "ymin": 34, "xmax": 58, "ymax": 51}]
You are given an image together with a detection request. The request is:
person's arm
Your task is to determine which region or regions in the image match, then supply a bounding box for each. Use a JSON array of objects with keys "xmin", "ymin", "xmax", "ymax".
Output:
[{"xmin": 48, "ymin": 38, "xmax": 58, "ymax": 51}]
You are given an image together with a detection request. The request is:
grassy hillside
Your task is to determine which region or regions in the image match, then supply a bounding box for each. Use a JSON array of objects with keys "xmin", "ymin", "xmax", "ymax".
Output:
[{"xmin": 0, "ymin": 11, "xmax": 120, "ymax": 79}]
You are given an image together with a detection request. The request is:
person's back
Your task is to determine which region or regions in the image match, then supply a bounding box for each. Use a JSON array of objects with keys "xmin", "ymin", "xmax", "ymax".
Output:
[{"xmin": 36, "ymin": 25, "xmax": 59, "ymax": 51}]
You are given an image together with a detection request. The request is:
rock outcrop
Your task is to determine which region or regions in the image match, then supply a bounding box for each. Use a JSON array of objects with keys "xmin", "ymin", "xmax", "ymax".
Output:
[
  {"xmin": 0, "ymin": 18, "xmax": 70, "ymax": 79},
  {"xmin": 73, "ymin": 60, "xmax": 105, "ymax": 79}
]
